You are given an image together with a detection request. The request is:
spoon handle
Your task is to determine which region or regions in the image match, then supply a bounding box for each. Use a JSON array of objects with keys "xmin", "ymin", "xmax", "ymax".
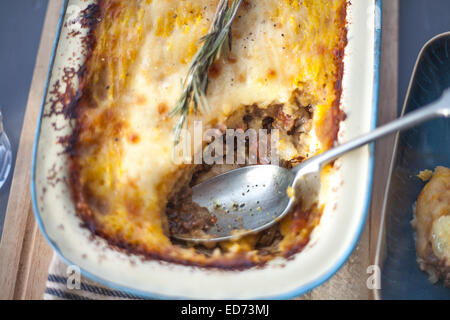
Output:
[{"xmin": 293, "ymin": 89, "xmax": 450, "ymax": 174}]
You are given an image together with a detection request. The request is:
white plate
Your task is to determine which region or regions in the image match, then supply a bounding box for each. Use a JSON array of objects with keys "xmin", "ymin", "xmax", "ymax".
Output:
[{"xmin": 32, "ymin": 0, "xmax": 382, "ymax": 299}]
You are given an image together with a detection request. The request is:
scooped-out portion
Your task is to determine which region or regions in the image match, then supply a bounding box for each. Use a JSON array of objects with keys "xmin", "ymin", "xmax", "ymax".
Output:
[{"xmin": 166, "ymin": 97, "xmax": 317, "ymax": 244}]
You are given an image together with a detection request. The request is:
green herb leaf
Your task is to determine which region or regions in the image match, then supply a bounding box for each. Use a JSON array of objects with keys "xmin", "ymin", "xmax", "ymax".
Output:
[{"xmin": 170, "ymin": 0, "xmax": 243, "ymax": 145}]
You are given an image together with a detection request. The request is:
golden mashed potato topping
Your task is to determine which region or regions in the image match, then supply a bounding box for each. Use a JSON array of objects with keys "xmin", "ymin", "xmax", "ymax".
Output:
[
  {"xmin": 70, "ymin": 0, "xmax": 348, "ymax": 268},
  {"xmin": 413, "ymin": 166, "xmax": 450, "ymax": 286}
]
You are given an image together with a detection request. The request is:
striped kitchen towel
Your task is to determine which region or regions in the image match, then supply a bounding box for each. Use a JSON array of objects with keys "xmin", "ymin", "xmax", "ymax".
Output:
[{"xmin": 44, "ymin": 254, "xmax": 144, "ymax": 300}]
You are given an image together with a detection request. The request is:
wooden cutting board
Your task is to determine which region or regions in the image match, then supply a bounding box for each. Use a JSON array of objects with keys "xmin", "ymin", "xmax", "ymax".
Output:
[{"xmin": 0, "ymin": 0, "xmax": 399, "ymax": 300}]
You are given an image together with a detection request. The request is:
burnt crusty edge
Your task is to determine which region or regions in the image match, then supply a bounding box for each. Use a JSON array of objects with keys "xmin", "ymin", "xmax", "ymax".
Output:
[
  {"xmin": 417, "ymin": 254, "xmax": 450, "ymax": 287},
  {"xmin": 64, "ymin": 0, "xmax": 349, "ymax": 270}
]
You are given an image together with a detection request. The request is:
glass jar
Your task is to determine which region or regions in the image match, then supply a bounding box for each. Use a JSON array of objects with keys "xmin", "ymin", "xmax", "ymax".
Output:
[{"xmin": 0, "ymin": 106, "xmax": 12, "ymax": 190}]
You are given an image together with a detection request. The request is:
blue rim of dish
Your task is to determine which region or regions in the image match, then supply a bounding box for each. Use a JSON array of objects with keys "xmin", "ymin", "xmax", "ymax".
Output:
[{"xmin": 31, "ymin": 0, "xmax": 382, "ymax": 300}]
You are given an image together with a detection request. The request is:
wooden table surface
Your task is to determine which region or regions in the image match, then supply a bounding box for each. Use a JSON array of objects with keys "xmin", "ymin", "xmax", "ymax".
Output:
[{"xmin": 0, "ymin": 0, "xmax": 399, "ymax": 300}]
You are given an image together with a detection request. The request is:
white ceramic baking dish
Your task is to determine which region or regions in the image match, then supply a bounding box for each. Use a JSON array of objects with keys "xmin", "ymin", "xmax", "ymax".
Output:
[{"xmin": 32, "ymin": 0, "xmax": 382, "ymax": 299}]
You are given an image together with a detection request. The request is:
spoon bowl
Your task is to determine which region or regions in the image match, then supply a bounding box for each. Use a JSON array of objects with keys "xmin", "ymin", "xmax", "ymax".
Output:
[{"xmin": 175, "ymin": 165, "xmax": 295, "ymax": 243}]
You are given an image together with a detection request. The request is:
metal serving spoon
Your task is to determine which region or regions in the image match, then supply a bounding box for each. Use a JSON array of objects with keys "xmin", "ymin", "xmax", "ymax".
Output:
[{"xmin": 174, "ymin": 90, "xmax": 450, "ymax": 243}]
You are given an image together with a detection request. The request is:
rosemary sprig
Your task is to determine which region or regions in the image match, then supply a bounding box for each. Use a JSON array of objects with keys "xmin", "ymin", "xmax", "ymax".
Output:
[{"xmin": 170, "ymin": 0, "xmax": 243, "ymax": 144}]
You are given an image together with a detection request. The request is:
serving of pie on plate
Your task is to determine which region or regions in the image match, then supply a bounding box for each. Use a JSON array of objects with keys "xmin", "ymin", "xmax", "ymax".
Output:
[
  {"xmin": 413, "ymin": 166, "xmax": 450, "ymax": 286},
  {"xmin": 69, "ymin": 0, "xmax": 348, "ymax": 268}
]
